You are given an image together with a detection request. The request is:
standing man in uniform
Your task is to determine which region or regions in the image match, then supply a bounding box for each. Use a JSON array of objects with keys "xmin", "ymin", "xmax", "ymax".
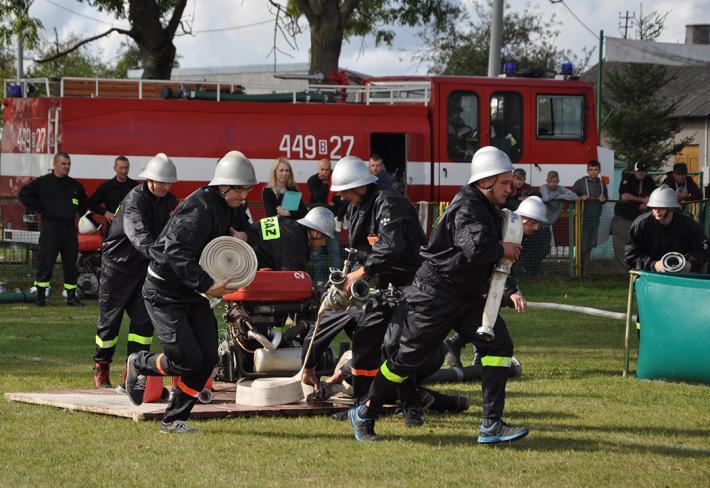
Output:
[
  {"xmin": 92, "ymin": 154, "xmax": 178, "ymax": 389},
  {"xmin": 348, "ymin": 146, "xmax": 527, "ymax": 444},
  {"xmin": 327, "ymin": 156, "xmax": 426, "ymax": 418},
  {"xmin": 125, "ymin": 151, "xmax": 256, "ymax": 434},
  {"xmin": 88, "ymin": 156, "xmax": 138, "ymax": 233},
  {"xmin": 19, "ymin": 152, "xmax": 88, "ymax": 306}
]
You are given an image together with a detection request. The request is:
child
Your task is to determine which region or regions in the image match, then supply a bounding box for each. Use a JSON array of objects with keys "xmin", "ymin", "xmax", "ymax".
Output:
[
  {"xmin": 541, "ymin": 170, "xmax": 579, "ymax": 226},
  {"xmin": 503, "ymin": 168, "xmax": 535, "ymax": 210},
  {"xmin": 572, "ymin": 160, "xmax": 608, "ymax": 277}
]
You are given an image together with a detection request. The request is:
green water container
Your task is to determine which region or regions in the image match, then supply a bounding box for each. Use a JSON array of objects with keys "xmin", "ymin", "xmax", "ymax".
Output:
[{"xmin": 635, "ymin": 271, "xmax": 710, "ymax": 383}]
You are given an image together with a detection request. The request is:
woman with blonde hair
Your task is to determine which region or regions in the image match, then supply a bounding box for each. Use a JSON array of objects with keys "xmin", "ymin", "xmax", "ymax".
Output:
[{"xmin": 262, "ymin": 156, "xmax": 307, "ymax": 218}]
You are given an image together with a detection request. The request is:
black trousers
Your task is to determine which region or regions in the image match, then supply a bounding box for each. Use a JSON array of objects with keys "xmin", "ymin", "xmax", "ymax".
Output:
[
  {"xmin": 302, "ymin": 308, "xmax": 359, "ymax": 369},
  {"xmin": 136, "ymin": 277, "xmax": 218, "ymax": 423},
  {"xmin": 93, "ymin": 263, "xmax": 153, "ymax": 363},
  {"xmin": 370, "ymin": 278, "xmax": 514, "ymax": 420},
  {"xmin": 35, "ymin": 222, "xmax": 78, "ymax": 288}
]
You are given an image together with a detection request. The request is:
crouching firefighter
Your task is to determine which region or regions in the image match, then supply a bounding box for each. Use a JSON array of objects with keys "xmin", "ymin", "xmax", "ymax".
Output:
[
  {"xmin": 308, "ymin": 156, "xmax": 426, "ymax": 417},
  {"xmin": 125, "ymin": 151, "xmax": 256, "ymax": 434},
  {"xmin": 348, "ymin": 146, "xmax": 528, "ymax": 444},
  {"xmin": 92, "ymin": 153, "xmax": 178, "ymax": 389}
]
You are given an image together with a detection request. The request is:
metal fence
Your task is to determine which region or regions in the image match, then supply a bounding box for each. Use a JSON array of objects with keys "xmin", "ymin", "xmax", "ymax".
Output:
[{"xmin": 1, "ymin": 196, "xmax": 708, "ymax": 293}]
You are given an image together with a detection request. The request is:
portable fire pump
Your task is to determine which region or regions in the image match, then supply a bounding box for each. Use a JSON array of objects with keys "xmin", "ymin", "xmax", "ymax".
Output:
[{"xmin": 76, "ymin": 232, "xmax": 103, "ymax": 298}]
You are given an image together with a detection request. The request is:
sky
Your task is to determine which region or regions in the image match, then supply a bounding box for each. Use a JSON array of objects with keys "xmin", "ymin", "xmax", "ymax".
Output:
[{"xmin": 24, "ymin": 0, "xmax": 710, "ymax": 76}]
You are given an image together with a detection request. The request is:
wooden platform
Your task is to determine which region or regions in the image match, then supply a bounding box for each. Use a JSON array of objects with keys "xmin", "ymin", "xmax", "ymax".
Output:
[{"xmin": 4, "ymin": 383, "xmax": 353, "ymax": 422}]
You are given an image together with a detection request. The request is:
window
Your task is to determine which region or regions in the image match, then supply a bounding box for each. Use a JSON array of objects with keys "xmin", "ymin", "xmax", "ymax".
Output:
[
  {"xmin": 447, "ymin": 91, "xmax": 479, "ymax": 162},
  {"xmin": 537, "ymin": 95, "xmax": 584, "ymax": 139},
  {"xmin": 489, "ymin": 92, "xmax": 523, "ymax": 162}
]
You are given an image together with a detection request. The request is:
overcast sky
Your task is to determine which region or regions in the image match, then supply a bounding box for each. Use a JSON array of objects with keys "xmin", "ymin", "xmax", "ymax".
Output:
[{"xmin": 26, "ymin": 0, "xmax": 710, "ymax": 76}]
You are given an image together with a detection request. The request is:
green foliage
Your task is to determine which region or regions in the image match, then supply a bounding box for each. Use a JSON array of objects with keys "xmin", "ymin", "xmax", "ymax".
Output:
[
  {"xmin": 27, "ymin": 34, "xmax": 114, "ymax": 78},
  {"xmin": 0, "ymin": 0, "xmax": 42, "ymax": 50},
  {"xmin": 422, "ymin": 1, "xmax": 592, "ymax": 76}
]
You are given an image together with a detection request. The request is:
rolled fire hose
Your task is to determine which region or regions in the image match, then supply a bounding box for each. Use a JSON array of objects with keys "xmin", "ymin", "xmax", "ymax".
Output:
[
  {"xmin": 476, "ymin": 209, "xmax": 524, "ymax": 341},
  {"xmin": 199, "ymin": 236, "xmax": 258, "ymax": 307},
  {"xmin": 660, "ymin": 252, "xmax": 686, "ymax": 273}
]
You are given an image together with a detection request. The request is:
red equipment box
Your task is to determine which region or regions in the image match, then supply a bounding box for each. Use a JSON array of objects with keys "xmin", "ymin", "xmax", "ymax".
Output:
[
  {"xmin": 223, "ymin": 270, "xmax": 312, "ymax": 302},
  {"xmin": 78, "ymin": 233, "xmax": 102, "ymax": 252}
]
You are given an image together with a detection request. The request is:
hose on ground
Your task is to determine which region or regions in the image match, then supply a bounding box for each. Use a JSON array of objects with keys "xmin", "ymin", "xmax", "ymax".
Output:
[{"xmin": 199, "ymin": 236, "xmax": 258, "ymax": 290}]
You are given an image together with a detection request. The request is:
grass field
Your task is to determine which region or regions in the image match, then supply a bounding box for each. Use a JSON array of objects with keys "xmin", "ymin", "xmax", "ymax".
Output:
[{"xmin": 0, "ymin": 276, "xmax": 708, "ymax": 487}]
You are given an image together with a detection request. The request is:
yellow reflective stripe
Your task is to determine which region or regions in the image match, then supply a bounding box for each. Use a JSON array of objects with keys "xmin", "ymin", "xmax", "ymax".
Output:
[
  {"xmin": 636, "ymin": 322, "xmax": 641, "ymax": 330},
  {"xmin": 380, "ymin": 361, "xmax": 408, "ymax": 384},
  {"xmin": 260, "ymin": 216, "xmax": 281, "ymax": 241},
  {"xmin": 95, "ymin": 335, "xmax": 119, "ymax": 348},
  {"xmin": 72, "ymin": 198, "xmax": 79, "ymax": 205},
  {"xmin": 63, "ymin": 283, "xmax": 77, "ymax": 290},
  {"xmin": 481, "ymin": 355, "xmax": 513, "ymax": 367},
  {"xmin": 34, "ymin": 281, "xmax": 50, "ymax": 287},
  {"xmin": 127, "ymin": 333, "xmax": 153, "ymax": 345}
]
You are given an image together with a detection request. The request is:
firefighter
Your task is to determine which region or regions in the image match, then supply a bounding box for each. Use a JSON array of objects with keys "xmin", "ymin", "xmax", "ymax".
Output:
[
  {"xmin": 125, "ymin": 150, "xmax": 256, "ymax": 434},
  {"xmin": 87, "ymin": 156, "xmax": 138, "ymax": 233},
  {"xmin": 322, "ymin": 155, "xmax": 426, "ymax": 419},
  {"xmin": 348, "ymin": 146, "xmax": 528, "ymax": 443},
  {"xmin": 19, "ymin": 152, "xmax": 88, "ymax": 306},
  {"xmin": 246, "ymin": 206, "xmax": 335, "ymax": 271},
  {"xmin": 91, "ymin": 154, "xmax": 178, "ymax": 389}
]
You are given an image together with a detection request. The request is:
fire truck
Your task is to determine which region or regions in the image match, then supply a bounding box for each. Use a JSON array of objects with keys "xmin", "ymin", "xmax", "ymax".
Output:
[{"xmin": 1, "ymin": 73, "xmax": 601, "ymax": 213}]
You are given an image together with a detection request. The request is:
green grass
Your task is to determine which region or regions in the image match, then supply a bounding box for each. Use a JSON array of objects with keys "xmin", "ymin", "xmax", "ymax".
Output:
[{"xmin": 0, "ymin": 277, "xmax": 708, "ymax": 487}]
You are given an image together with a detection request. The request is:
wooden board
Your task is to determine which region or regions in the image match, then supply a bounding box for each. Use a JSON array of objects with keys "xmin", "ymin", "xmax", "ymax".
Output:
[{"xmin": 4, "ymin": 383, "xmax": 354, "ymax": 422}]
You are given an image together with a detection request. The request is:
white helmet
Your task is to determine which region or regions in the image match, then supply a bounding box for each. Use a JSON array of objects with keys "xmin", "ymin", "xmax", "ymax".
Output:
[
  {"xmin": 515, "ymin": 196, "xmax": 548, "ymax": 223},
  {"xmin": 647, "ymin": 184, "xmax": 681, "ymax": 209},
  {"xmin": 139, "ymin": 153, "xmax": 178, "ymax": 183},
  {"xmin": 468, "ymin": 146, "xmax": 514, "ymax": 184},
  {"xmin": 78, "ymin": 211, "xmax": 100, "ymax": 234},
  {"xmin": 209, "ymin": 150, "xmax": 257, "ymax": 186},
  {"xmin": 298, "ymin": 207, "xmax": 336, "ymax": 239},
  {"xmin": 330, "ymin": 156, "xmax": 377, "ymax": 192}
]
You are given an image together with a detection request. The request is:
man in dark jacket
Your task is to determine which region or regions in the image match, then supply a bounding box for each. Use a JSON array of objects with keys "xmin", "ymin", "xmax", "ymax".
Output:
[
  {"xmin": 125, "ymin": 151, "xmax": 257, "ymax": 434},
  {"xmin": 91, "ymin": 153, "xmax": 178, "ymax": 389},
  {"xmin": 19, "ymin": 152, "xmax": 88, "ymax": 306},
  {"xmin": 318, "ymin": 155, "xmax": 426, "ymax": 419},
  {"xmin": 661, "ymin": 162, "xmax": 703, "ymax": 203},
  {"xmin": 88, "ymin": 156, "xmax": 138, "ymax": 233},
  {"xmin": 348, "ymin": 146, "xmax": 527, "ymax": 444}
]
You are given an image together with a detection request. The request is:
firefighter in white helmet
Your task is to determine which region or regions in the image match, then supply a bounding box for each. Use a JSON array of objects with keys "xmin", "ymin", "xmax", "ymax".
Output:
[
  {"xmin": 125, "ymin": 150, "xmax": 256, "ymax": 434},
  {"xmin": 348, "ymin": 146, "xmax": 528, "ymax": 444},
  {"xmin": 92, "ymin": 153, "xmax": 179, "ymax": 389}
]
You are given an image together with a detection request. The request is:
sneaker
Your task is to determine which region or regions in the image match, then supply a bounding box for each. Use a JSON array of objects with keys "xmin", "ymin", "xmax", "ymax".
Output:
[
  {"xmin": 347, "ymin": 404, "xmax": 379, "ymax": 442},
  {"xmin": 92, "ymin": 361, "xmax": 112, "ymax": 389},
  {"xmin": 125, "ymin": 353, "xmax": 146, "ymax": 406},
  {"xmin": 477, "ymin": 419, "xmax": 528, "ymax": 444},
  {"xmin": 159, "ymin": 420, "xmax": 199, "ymax": 434},
  {"xmin": 443, "ymin": 339, "xmax": 463, "ymax": 369},
  {"xmin": 403, "ymin": 405, "xmax": 424, "ymax": 428}
]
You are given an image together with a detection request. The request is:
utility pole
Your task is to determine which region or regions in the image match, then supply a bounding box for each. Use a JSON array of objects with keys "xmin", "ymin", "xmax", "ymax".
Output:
[
  {"xmin": 16, "ymin": 31, "xmax": 24, "ymax": 79},
  {"xmin": 487, "ymin": 0, "xmax": 503, "ymax": 77},
  {"xmin": 596, "ymin": 30, "xmax": 604, "ymax": 138},
  {"xmin": 618, "ymin": 11, "xmax": 635, "ymax": 39}
]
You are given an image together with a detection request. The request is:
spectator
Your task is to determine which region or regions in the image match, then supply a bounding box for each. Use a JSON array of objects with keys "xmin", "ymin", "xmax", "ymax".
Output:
[
  {"xmin": 19, "ymin": 152, "xmax": 88, "ymax": 306},
  {"xmin": 262, "ymin": 157, "xmax": 307, "ymax": 219},
  {"xmin": 612, "ymin": 161, "xmax": 656, "ymax": 271},
  {"xmin": 661, "ymin": 162, "xmax": 703, "ymax": 203},
  {"xmin": 572, "ymin": 160, "xmax": 608, "ymax": 277},
  {"xmin": 306, "ymin": 159, "xmax": 342, "ymax": 284},
  {"xmin": 503, "ymin": 168, "xmax": 536, "ymax": 211},
  {"xmin": 538, "ymin": 170, "xmax": 578, "ymax": 264},
  {"xmin": 368, "ymin": 154, "xmax": 394, "ymax": 189},
  {"xmin": 88, "ymin": 156, "xmax": 138, "ymax": 233}
]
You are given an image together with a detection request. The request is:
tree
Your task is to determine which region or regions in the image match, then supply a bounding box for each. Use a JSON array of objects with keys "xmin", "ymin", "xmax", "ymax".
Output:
[
  {"xmin": 421, "ymin": 1, "xmax": 591, "ymax": 76},
  {"xmin": 27, "ymin": 33, "xmax": 113, "ymax": 78},
  {"xmin": 280, "ymin": 0, "xmax": 460, "ymax": 76},
  {"xmin": 602, "ymin": 8, "xmax": 690, "ymax": 170},
  {"xmin": 35, "ymin": 0, "xmax": 188, "ymax": 79}
]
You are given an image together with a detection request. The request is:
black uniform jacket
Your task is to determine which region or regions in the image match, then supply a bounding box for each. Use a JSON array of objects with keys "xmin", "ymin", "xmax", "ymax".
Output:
[
  {"xmin": 102, "ymin": 182, "xmax": 177, "ymax": 272},
  {"xmin": 19, "ymin": 173, "xmax": 88, "ymax": 223},
  {"xmin": 417, "ymin": 184, "xmax": 507, "ymax": 297},
  {"xmin": 149, "ymin": 186, "xmax": 232, "ymax": 294},
  {"xmin": 246, "ymin": 217, "xmax": 310, "ymax": 271},
  {"xmin": 88, "ymin": 176, "xmax": 138, "ymax": 216},
  {"xmin": 624, "ymin": 211, "xmax": 707, "ymax": 271},
  {"xmin": 347, "ymin": 184, "xmax": 425, "ymax": 288},
  {"xmin": 614, "ymin": 173, "xmax": 656, "ymax": 220}
]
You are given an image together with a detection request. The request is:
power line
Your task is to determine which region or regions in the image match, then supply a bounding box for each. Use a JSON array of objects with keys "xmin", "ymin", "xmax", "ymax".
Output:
[
  {"xmin": 549, "ymin": 0, "xmax": 599, "ymax": 40},
  {"xmin": 41, "ymin": 0, "xmax": 127, "ymax": 29}
]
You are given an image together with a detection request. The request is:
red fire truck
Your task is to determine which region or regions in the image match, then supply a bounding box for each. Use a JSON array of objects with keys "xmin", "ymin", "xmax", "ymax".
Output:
[{"xmin": 1, "ymin": 74, "xmax": 600, "ymax": 208}]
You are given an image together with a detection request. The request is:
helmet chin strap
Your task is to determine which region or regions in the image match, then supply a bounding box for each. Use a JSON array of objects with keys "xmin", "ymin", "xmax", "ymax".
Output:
[{"xmin": 478, "ymin": 175, "xmax": 497, "ymax": 192}]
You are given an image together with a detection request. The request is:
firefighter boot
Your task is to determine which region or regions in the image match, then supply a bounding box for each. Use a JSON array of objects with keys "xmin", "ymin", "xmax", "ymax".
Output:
[
  {"xmin": 35, "ymin": 286, "xmax": 46, "ymax": 307},
  {"xmin": 125, "ymin": 353, "xmax": 146, "ymax": 406},
  {"xmin": 92, "ymin": 360, "xmax": 112, "ymax": 389},
  {"xmin": 66, "ymin": 289, "xmax": 84, "ymax": 307}
]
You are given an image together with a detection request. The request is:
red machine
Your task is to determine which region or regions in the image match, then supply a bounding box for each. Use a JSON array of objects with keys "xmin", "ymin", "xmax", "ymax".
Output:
[{"xmin": 75, "ymin": 233, "xmax": 103, "ymax": 297}]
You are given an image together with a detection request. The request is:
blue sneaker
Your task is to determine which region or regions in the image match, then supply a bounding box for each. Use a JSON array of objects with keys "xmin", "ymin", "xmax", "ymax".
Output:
[
  {"xmin": 348, "ymin": 404, "xmax": 379, "ymax": 442},
  {"xmin": 477, "ymin": 419, "xmax": 528, "ymax": 444}
]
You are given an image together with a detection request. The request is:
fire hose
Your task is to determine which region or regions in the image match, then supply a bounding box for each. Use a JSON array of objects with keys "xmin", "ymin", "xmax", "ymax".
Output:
[
  {"xmin": 660, "ymin": 252, "xmax": 686, "ymax": 273},
  {"xmin": 199, "ymin": 236, "xmax": 258, "ymax": 307}
]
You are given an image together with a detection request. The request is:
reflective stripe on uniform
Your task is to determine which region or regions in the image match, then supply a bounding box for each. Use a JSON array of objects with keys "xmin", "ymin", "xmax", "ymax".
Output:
[
  {"xmin": 72, "ymin": 198, "xmax": 78, "ymax": 205},
  {"xmin": 34, "ymin": 281, "xmax": 50, "ymax": 287},
  {"xmin": 63, "ymin": 283, "xmax": 77, "ymax": 290},
  {"xmin": 351, "ymin": 367, "xmax": 378, "ymax": 377},
  {"xmin": 95, "ymin": 335, "xmax": 119, "ymax": 349},
  {"xmin": 127, "ymin": 333, "xmax": 153, "ymax": 345},
  {"xmin": 481, "ymin": 355, "xmax": 512, "ymax": 368},
  {"xmin": 155, "ymin": 353, "xmax": 168, "ymax": 376},
  {"xmin": 177, "ymin": 378, "xmax": 200, "ymax": 398},
  {"xmin": 636, "ymin": 322, "xmax": 641, "ymax": 330},
  {"xmin": 380, "ymin": 361, "xmax": 408, "ymax": 384},
  {"xmin": 259, "ymin": 216, "xmax": 281, "ymax": 241}
]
